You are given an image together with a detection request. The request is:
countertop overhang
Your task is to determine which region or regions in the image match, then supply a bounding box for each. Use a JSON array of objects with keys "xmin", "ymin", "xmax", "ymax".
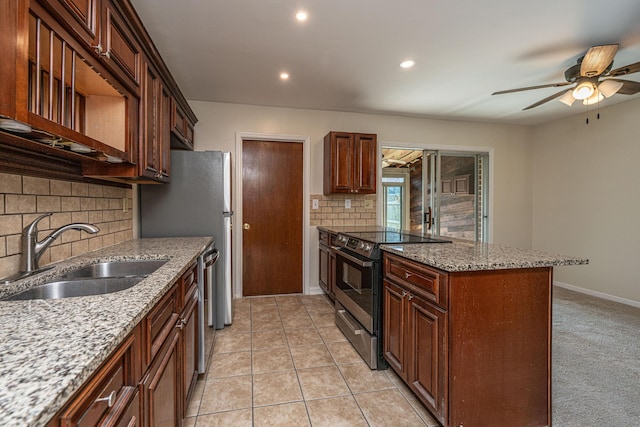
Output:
[{"xmin": 0, "ymin": 237, "xmax": 213, "ymax": 427}]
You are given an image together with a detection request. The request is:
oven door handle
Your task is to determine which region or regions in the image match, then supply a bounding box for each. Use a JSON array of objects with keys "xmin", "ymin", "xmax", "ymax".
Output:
[
  {"xmin": 336, "ymin": 308, "xmax": 363, "ymax": 335},
  {"xmin": 335, "ymin": 249, "xmax": 373, "ymax": 268}
]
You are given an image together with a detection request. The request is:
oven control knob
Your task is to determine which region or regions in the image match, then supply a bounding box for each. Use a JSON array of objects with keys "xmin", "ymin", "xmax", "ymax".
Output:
[
  {"xmin": 364, "ymin": 243, "xmax": 372, "ymax": 251},
  {"xmin": 358, "ymin": 242, "xmax": 366, "ymax": 250}
]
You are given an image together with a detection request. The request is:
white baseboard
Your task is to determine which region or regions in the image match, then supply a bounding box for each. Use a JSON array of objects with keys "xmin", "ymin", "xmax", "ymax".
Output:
[
  {"xmin": 554, "ymin": 281, "xmax": 640, "ymax": 309},
  {"xmin": 307, "ymin": 285, "xmax": 324, "ymax": 295}
]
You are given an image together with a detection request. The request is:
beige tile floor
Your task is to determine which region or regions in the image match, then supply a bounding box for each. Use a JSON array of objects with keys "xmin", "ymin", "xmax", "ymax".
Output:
[{"xmin": 185, "ymin": 294, "xmax": 439, "ymax": 427}]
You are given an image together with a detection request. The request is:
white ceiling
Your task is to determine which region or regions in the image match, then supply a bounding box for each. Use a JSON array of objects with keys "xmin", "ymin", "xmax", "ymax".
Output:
[{"xmin": 130, "ymin": 0, "xmax": 640, "ymax": 125}]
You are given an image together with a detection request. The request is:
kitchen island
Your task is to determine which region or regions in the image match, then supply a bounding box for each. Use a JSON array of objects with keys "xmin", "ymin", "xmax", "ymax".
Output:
[
  {"xmin": 380, "ymin": 239, "xmax": 587, "ymax": 427},
  {"xmin": 0, "ymin": 237, "xmax": 212, "ymax": 427}
]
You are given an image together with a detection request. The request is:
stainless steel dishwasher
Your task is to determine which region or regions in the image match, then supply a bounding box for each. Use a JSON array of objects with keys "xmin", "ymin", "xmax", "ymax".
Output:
[{"xmin": 198, "ymin": 243, "xmax": 219, "ymax": 373}]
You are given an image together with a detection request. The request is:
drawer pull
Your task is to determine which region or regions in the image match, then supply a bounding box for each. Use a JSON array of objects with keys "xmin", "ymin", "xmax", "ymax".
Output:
[
  {"xmin": 407, "ymin": 294, "xmax": 414, "ymax": 301},
  {"xmin": 337, "ymin": 309, "xmax": 363, "ymax": 335},
  {"xmin": 401, "ymin": 290, "xmax": 407, "ymax": 298},
  {"xmin": 95, "ymin": 390, "xmax": 117, "ymax": 408},
  {"xmin": 404, "ymin": 272, "xmax": 411, "ymax": 279},
  {"xmin": 176, "ymin": 320, "xmax": 185, "ymax": 330}
]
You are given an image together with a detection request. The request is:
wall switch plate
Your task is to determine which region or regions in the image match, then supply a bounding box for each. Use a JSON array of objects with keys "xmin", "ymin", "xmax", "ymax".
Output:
[
  {"xmin": 364, "ymin": 199, "xmax": 373, "ymax": 209},
  {"xmin": 345, "ymin": 199, "xmax": 351, "ymax": 209},
  {"xmin": 312, "ymin": 199, "xmax": 319, "ymax": 209}
]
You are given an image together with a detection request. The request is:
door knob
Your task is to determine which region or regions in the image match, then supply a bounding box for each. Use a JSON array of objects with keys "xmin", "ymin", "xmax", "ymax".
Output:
[{"xmin": 243, "ymin": 223, "xmax": 250, "ymax": 230}]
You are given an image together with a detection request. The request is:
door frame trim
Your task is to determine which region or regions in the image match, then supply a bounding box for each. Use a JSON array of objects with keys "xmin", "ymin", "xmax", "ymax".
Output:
[
  {"xmin": 234, "ymin": 132, "xmax": 311, "ymax": 298},
  {"xmin": 377, "ymin": 141, "xmax": 495, "ymax": 242}
]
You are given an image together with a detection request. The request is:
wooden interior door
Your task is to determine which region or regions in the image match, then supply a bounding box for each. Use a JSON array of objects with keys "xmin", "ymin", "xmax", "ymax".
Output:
[{"xmin": 242, "ymin": 140, "xmax": 303, "ymax": 296}]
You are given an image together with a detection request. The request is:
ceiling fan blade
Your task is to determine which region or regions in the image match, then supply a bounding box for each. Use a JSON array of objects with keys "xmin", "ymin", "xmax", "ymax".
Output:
[
  {"xmin": 607, "ymin": 61, "xmax": 640, "ymax": 77},
  {"xmin": 522, "ymin": 89, "xmax": 572, "ymax": 110},
  {"xmin": 609, "ymin": 79, "xmax": 640, "ymax": 95},
  {"xmin": 492, "ymin": 82, "xmax": 571, "ymax": 95},
  {"xmin": 580, "ymin": 44, "xmax": 618, "ymax": 77}
]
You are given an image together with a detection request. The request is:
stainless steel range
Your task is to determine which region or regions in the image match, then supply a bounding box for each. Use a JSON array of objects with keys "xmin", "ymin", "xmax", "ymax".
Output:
[{"xmin": 333, "ymin": 231, "xmax": 451, "ymax": 369}]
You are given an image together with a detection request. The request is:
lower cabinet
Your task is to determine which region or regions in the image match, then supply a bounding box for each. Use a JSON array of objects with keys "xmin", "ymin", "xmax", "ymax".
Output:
[
  {"xmin": 55, "ymin": 331, "xmax": 141, "ymax": 427},
  {"xmin": 142, "ymin": 328, "xmax": 181, "ymax": 427},
  {"xmin": 47, "ymin": 261, "xmax": 200, "ymax": 427},
  {"xmin": 382, "ymin": 279, "xmax": 447, "ymax": 423},
  {"xmin": 318, "ymin": 230, "xmax": 336, "ymax": 300},
  {"xmin": 383, "ymin": 252, "xmax": 553, "ymax": 427},
  {"xmin": 181, "ymin": 285, "xmax": 199, "ymax": 417}
]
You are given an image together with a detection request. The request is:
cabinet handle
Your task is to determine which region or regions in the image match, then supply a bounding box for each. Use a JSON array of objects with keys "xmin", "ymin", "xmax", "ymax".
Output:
[
  {"xmin": 176, "ymin": 319, "xmax": 185, "ymax": 330},
  {"xmin": 407, "ymin": 294, "xmax": 414, "ymax": 301},
  {"xmin": 404, "ymin": 272, "xmax": 411, "ymax": 279},
  {"xmin": 401, "ymin": 290, "xmax": 407, "ymax": 298},
  {"xmin": 92, "ymin": 43, "xmax": 103, "ymax": 55},
  {"xmin": 101, "ymin": 50, "xmax": 111, "ymax": 60},
  {"xmin": 95, "ymin": 390, "xmax": 117, "ymax": 408}
]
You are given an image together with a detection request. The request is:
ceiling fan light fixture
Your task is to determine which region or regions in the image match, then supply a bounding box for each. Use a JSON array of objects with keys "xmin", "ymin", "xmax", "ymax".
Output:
[
  {"xmin": 573, "ymin": 81, "xmax": 595, "ymax": 100},
  {"xmin": 583, "ymin": 90, "xmax": 604, "ymax": 105},
  {"xmin": 598, "ymin": 80, "xmax": 624, "ymax": 97},
  {"xmin": 558, "ymin": 90, "xmax": 576, "ymax": 106}
]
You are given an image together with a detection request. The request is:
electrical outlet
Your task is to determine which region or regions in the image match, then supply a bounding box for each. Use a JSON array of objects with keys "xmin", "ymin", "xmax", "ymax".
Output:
[
  {"xmin": 345, "ymin": 199, "xmax": 351, "ymax": 209},
  {"xmin": 312, "ymin": 199, "xmax": 319, "ymax": 209},
  {"xmin": 364, "ymin": 199, "xmax": 373, "ymax": 209}
]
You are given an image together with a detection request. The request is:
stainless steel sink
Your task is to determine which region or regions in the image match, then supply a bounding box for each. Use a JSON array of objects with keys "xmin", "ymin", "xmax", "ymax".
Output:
[
  {"xmin": 62, "ymin": 260, "xmax": 168, "ymax": 279},
  {"xmin": 2, "ymin": 259, "xmax": 168, "ymax": 300},
  {"xmin": 3, "ymin": 277, "xmax": 143, "ymax": 300}
]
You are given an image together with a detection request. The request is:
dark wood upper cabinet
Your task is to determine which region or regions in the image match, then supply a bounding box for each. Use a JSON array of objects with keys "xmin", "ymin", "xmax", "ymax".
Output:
[
  {"xmin": 323, "ymin": 131, "xmax": 377, "ymax": 195},
  {"xmin": 0, "ymin": 0, "xmax": 196, "ymax": 184}
]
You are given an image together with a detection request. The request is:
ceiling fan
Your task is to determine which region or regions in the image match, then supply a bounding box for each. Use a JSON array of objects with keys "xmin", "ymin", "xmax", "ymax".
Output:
[{"xmin": 493, "ymin": 44, "xmax": 640, "ymax": 110}]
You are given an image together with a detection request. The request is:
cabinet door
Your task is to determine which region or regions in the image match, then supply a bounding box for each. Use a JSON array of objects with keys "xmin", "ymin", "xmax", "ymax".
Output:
[
  {"xmin": 319, "ymin": 243, "xmax": 329, "ymax": 293},
  {"xmin": 407, "ymin": 294, "xmax": 447, "ymax": 425},
  {"xmin": 142, "ymin": 328, "xmax": 181, "ymax": 427},
  {"xmin": 382, "ymin": 279, "xmax": 407, "ymax": 379},
  {"xmin": 324, "ymin": 132, "xmax": 354, "ymax": 193},
  {"xmin": 102, "ymin": 0, "xmax": 141, "ymax": 92},
  {"xmin": 140, "ymin": 60, "xmax": 165, "ymax": 181},
  {"xmin": 40, "ymin": 0, "xmax": 100, "ymax": 48},
  {"xmin": 353, "ymin": 133, "xmax": 377, "ymax": 194},
  {"xmin": 159, "ymin": 84, "xmax": 171, "ymax": 179},
  {"xmin": 328, "ymin": 246, "xmax": 336, "ymax": 299},
  {"xmin": 181, "ymin": 289, "xmax": 199, "ymax": 417}
]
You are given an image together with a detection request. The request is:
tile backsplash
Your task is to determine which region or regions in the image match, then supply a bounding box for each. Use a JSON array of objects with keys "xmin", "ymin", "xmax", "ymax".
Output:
[
  {"xmin": 310, "ymin": 193, "xmax": 376, "ymax": 227},
  {"xmin": 0, "ymin": 173, "xmax": 133, "ymax": 279}
]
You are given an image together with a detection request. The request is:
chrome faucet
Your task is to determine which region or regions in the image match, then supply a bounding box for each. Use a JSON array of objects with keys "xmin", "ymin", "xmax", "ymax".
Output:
[{"xmin": 20, "ymin": 213, "xmax": 100, "ymax": 274}]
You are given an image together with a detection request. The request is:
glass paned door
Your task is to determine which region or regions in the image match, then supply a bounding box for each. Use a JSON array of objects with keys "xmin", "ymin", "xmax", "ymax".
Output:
[{"xmin": 423, "ymin": 151, "xmax": 488, "ymax": 242}]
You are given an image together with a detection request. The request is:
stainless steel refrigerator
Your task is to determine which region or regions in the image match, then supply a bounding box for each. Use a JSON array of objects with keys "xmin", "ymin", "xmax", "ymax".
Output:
[{"xmin": 139, "ymin": 150, "xmax": 233, "ymax": 369}]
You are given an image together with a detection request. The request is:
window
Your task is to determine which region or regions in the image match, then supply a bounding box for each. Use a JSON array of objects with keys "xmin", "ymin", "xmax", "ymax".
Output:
[{"xmin": 382, "ymin": 173, "xmax": 409, "ymax": 230}]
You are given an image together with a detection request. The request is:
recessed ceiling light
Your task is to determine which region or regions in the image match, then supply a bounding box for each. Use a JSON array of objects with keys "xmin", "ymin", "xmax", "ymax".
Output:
[
  {"xmin": 280, "ymin": 72, "xmax": 290, "ymax": 80},
  {"xmin": 295, "ymin": 10, "xmax": 308, "ymax": 22},
  {"xmin": 400, "ymin": 60, "xmax": 415, "ymax": 69}
]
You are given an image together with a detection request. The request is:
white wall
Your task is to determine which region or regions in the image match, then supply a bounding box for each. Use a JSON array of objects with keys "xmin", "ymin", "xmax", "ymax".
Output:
[
  {"xmin": 532, "ymin": 97, "xmax": 640, "ymax": 304},
  {"xmin": 190, "ymin": 101, "xmax": 533, "ymax": 293}
]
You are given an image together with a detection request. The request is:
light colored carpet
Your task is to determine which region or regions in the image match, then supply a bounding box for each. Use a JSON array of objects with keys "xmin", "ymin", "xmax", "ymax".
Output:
[{"xmin": 553, "ymin": 287, "xmax": 640, "ymax": 426}]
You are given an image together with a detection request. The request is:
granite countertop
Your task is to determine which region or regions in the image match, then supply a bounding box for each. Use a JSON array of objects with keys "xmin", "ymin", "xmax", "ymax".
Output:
[
  {"xmin": 381, "ymin": 238, "xmax": 588, "ymax": 272},
  {"xmin": 317, "ymin": 225, "xmax": 587, "ymax": 271},
  {"xmin": 0, "ymin": 237, "xmax": 213, "ymax": 427}
]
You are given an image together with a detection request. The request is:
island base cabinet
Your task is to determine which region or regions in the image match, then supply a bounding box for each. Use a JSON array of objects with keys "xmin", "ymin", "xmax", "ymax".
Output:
[
  {"xmin": 407, "ymin": 294, "xmax": 447, "ymax": 424},
  {"xmin": 383, "ymin": 252, "xmax": 552, "ymax": 427},
  {"xmin": 382, "ymin": 278, "xmax": 447, "ymax": 425},
  {"xmin": 448, "ymin": 268, "xmax": 551, "ymax": 427}
]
